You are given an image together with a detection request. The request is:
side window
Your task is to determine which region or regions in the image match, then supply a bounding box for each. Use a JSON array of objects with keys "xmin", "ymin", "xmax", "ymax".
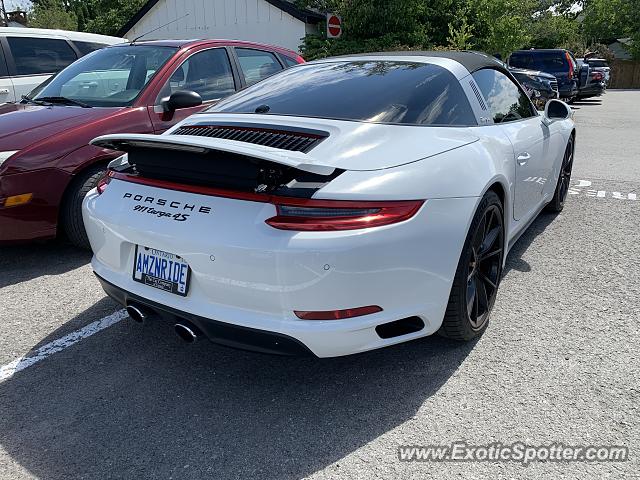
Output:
[
  {"xmin": 472, "ymin": 69, "xmax": 535, "ymax": 123},
  {"xmin": 236, "ymin": 48, "xmax": 283, "ymax": 86},
  {"xmin": 158, "ymin": 48, "xmax": 235, "ymax": 103},
  {"xmin": 8, "ymin": 37, "xmax": 77, "ymax": 75},
  {"xmin": 73, "ymin": 41, "xmax": 109, "ymax": 56},
  {"xmin": 281, "ymin": 55, "xmax": 300, "ymax": 68}
]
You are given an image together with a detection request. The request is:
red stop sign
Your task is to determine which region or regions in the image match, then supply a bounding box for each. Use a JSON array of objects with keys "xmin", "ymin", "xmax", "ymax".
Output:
[{"xmin": 327, "ymin": 14, "xmax": 342, "ymax": 38}]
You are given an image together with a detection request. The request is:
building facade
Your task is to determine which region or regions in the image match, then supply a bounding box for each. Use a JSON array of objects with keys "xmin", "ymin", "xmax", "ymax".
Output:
[{"xmin": 118, "ymin": 0, "xmax": 322, "ymax": 53}]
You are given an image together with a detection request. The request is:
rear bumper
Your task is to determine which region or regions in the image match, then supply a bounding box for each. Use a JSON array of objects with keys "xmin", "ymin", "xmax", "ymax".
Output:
[
  {"xmin": 577, "ymin": 84, "xmax": 606, "ymax": 98},
  {"xmin": 84, "ymin": 179, "xmax": 480, "ymax": 357},
  {"xmin": 96, "ymin": 273, "xmax": 315, "ymax": 356}
]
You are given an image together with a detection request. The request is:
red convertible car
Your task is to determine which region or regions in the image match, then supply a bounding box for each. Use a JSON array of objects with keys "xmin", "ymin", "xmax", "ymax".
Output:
[{"xmin": 0, "ymin": 39, "xmax": 303, "ymax": 248}]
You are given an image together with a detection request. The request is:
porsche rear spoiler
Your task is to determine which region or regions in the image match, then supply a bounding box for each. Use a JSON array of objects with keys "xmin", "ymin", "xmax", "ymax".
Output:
[{"xmin": 91, "ymin": 133, "xmax": 337, "ymax": 176}]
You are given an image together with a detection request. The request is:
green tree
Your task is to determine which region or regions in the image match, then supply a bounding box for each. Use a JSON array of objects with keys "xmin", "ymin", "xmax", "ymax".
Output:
[
  {"xmin": 446, "ymin": 16, "xmax": 474, "ymax": 50},
  {"xmin": 529, "ymin": 11, "xmax": 580, "ymax": 49},
  {"xmin": 28, "ymin": 0, "xmax": 145, "ymax": 36},
  {"xmin": 581, "ymin": 0, "xmax": 639, "ymax": 59},
  {"xmin": 29, "ymin": 0, "xmax": 77, "ymax": 30},
  {"xmin": 298, "ymin": 0, "xmax": 638, "ymax": 60},
  {"xmin": 83, "ymin": 0, "xmax": 146, "ymax": 37},
  {"xmin": 467, "ymin": 0, "xmax": 534, "ymax": 58}
]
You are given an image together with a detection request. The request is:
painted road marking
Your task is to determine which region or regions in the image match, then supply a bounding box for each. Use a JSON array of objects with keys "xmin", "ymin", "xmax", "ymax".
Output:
[
  {"xmin": 569, "ymin": 180, "xmax": 637, "ymax": 201},
  {"xmin": 524, "ymin": 178, "xmax": 637, "ymax": 201},
  {"xmin": 0, "ymin": 309, "xmax": 127, "ymax": 383}
]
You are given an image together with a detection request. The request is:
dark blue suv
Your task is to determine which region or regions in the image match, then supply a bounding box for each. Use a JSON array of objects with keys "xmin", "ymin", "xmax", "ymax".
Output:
[{"xmin": 508, "ymin": 49, "xmax": 588, "ymax": 102}]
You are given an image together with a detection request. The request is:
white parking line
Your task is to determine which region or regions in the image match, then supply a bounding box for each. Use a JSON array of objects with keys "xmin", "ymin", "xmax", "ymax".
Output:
[{"xmin": 0, "ymin": 309, "xmax": 127, "ymax": 383}]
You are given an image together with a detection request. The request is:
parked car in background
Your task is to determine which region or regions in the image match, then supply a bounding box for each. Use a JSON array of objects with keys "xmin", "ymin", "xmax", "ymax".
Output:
[
  {"xmin": 580, "ymin": 58, "xmax": 611, "ymax": 85},
  {"xmin": 0, "ymin": 27, "xmax": 125, "ymax": 103},
  {"xmin": 508, "ymin": 49, "xmax": 589, "ymax": 103},
  {"xmin": 575, "ymin": 59, "xmax": 606, "ymax": 100},
  {"xmin": 0, "ymin": 39, "xmax": 303, "ymax": 248},
  {"xmin": 509, "ymin": 67, "xmax": 558, "ymax": 109}
]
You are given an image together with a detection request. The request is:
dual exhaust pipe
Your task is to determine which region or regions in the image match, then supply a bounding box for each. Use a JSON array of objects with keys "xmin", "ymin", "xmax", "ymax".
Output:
[{"xmin": 126, "ymin": 302, "xmax": 200, "ymax": 344}]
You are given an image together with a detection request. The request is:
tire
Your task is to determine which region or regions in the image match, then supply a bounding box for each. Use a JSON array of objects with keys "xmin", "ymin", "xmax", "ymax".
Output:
[
  {"xmin": 61, "ymin": 165, "xmax": 106, "ymax": 249},
  {"xmin": 545, "ymin": 135, "xmax": 574, "ymax": 213},
  {"xmin": 438, "ymin": 191, "xmax": 504, "ymax": 341}
]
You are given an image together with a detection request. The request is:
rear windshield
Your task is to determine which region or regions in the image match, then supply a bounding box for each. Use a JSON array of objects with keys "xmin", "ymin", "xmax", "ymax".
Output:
[
  {"xmin": 509, "ymin": 53, "xmax": 535, "ymax": 69},
  {"xmin": 207, "ymin": 60, "xmax": 477, "ymax": 126},
  {"xmin": 587, "ymin": 59, "xmax": 608, "ymax": 68},
  {"xmin": 533, "ymin": 52, "xmax": 568, "ymax": 72}
]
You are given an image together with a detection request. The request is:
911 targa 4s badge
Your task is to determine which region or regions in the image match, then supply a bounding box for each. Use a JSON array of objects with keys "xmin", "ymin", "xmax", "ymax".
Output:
[{"xmin": 83, "ymin": 51, "xmax": 575, "ymax": 358}]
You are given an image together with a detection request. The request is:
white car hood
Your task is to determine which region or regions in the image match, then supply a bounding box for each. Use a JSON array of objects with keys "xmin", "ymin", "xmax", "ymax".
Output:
[{"xmin": 92, "ymin": 114, "xmax": 479, "ymax": 174}]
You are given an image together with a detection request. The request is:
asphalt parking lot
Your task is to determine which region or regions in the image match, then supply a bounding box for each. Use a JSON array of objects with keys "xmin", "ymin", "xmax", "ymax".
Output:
[{"xmin": 1, "ymin": 91, "xmax": 638, "ymax": 479}]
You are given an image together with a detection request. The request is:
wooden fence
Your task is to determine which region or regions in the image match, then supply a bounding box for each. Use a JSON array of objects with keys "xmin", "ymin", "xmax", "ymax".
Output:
[{"xmin": 609, "ymin": 60, "xmax": 640, "ymax": 89}]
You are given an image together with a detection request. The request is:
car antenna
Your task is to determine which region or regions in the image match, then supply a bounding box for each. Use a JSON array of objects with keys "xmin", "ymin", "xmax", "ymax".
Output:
[{"xmin": 130, "ymin": 13, "xmax": 190, "ymax": 44}]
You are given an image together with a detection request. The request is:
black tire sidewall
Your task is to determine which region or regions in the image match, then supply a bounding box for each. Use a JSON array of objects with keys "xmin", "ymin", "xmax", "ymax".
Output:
[{"xmin": 61, "ymin": 165, "xmax": 106, "ymax": 249}]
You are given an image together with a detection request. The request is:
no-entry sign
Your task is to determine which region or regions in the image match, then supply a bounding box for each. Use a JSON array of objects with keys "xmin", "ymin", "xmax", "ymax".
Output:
[{"xmin": 326, "ymin": 13, "xmax": 342, "ymax": 38}]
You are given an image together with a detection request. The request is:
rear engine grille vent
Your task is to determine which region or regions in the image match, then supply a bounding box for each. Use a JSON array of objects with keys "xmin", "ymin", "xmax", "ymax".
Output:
[
  {"xmin": 469, "ymin": 80, "xmax": 487, "ymax": 110},
  {"xmin": 172, "ymin": 124, "xmax": 328, "ymax": 153}
]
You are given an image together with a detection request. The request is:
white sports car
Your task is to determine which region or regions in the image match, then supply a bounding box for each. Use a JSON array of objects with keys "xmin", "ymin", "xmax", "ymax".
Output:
[{"xmin": 83, "ymin": 51, "xmax": 575, "ymax": 357}]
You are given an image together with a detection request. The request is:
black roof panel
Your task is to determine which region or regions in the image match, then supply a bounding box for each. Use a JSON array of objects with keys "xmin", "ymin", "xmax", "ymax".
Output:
[{"xmin": 333, "ymin": 50, "xmax": 507, "ymax": 74}]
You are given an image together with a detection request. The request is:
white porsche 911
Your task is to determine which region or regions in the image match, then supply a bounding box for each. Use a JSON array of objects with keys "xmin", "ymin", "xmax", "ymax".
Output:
[{"xmin": 83, "ymin": 51, "xmax": 575, "ymax": 357}]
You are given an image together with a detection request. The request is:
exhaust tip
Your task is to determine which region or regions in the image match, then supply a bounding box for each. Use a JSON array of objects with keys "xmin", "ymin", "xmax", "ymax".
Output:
[
  {"xmin": 126, "ymin": 304, "xmax": 148, "ymax": 323},
  {"xmin": 175, "ymin": 323, "xmax": 199, "ymax": 344}
]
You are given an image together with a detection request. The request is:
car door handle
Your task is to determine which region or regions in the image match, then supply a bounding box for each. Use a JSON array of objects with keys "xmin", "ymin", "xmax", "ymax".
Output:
[
  {"xmin": 0, "ymin": 88, "xmax": 9, "ymax": 94},
  {"xmin": 517, "ymin": 153, "xmax": 531, "ymax": 165}
]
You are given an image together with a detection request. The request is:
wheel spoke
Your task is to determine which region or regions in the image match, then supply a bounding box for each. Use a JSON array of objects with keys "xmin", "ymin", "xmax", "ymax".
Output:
[
  {"xmin": 478, "ymin": 270, "xmax": 497, "ymax": 290},
  {"xmin": 473, "ymin": 216, "xmax": 486, "ymax": 250},
  {"xmin": 477, "ymin": 277, "xmax": 489, "ymax": 312},
  {"xmin": 479, "ymin": 248, "xmax": 502, "ymax": 262},
  {"xmin": 466, "ymin": 279, "xmax": 476, "ymax": 317},
  {"xmin": 480, "ymin": 225, "xmax": 501, "ymax": 255}
]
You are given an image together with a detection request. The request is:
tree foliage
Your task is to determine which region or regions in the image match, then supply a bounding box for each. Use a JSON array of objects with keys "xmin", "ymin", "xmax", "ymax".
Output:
[
  {"xmin": 299, "ymin": 0, "xmax": 639, "ymax": 60},
  {"xmin": 29, "ymin": 1, "xmax": 77, "ymax": 30},
  {"xmin": 28, "ymin": 0, "xmax": 145, "ymax": 36}
]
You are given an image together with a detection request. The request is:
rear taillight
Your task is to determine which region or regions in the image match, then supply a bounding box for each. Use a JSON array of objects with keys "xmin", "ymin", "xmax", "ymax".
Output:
[
  {"xmin": 566, "ymin": 52, "xmax": 574, "ymax": 79},
  {"xmin": 592, "ymin": 72, "xmax": 603, "ymax": 81},
  {"xmin": 96, "ymin": 171, "xmax": 112, "ymax": 195},
  {"xmin": 265, "ymin": 199, "xmax": 424, "ymax": 231}
]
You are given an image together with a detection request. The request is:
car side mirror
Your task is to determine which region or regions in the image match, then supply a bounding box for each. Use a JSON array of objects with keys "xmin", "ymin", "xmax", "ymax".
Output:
[
  {"xmin": 543, "ymin": 99, "xmax": 571, "ymax": 125},
  {"xmin": 161, "ymin": 90, "xmax": 202, "ymax": 112}
]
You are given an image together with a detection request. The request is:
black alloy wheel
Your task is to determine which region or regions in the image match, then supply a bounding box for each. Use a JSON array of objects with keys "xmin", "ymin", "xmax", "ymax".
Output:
[
  {"xmin": 546, "ymin": 136, "xmax": 574, "ymax": 213},
  {"xmin": 466, "ymin": 204, "xmax": 504, "ymax": 331},
  {"xmin": 439, "ymin": 191, "xmax": 505, "ymax": 341}
]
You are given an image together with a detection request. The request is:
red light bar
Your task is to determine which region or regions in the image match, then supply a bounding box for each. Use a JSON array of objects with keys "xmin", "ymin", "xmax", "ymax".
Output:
[
  {"xmin": 294, "ymin": 305, "xmax": 382, "ymax": 320},
  {"xmin": 266, "ymin": 199, "xmax": 423, "ymax": 231}
]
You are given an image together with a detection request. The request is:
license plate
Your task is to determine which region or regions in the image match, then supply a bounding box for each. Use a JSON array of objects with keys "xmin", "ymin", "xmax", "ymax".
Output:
[{"xmin": 132, "ymin": 245, "xmax": 190, "ymax": 296}]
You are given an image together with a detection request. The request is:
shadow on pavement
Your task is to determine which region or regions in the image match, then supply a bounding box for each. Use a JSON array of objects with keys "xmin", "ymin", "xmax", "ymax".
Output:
[
  {"xmin": 0, "ymin": 201, "xmax": 566, "ymax": 479},
  {"xmin": 0, "ymin": 242, "xmax": 91, "ymax": 288},
  {"xmin": 0, "ymin": 302, "xmax": 477, "ymax": 480},
  {"xmin": 571, "ymin": 98, "xmax": 603, "ymax": 107},
  {"xmin": 502, "ymin": 211, "xmax": 557, "ymax": 277}
]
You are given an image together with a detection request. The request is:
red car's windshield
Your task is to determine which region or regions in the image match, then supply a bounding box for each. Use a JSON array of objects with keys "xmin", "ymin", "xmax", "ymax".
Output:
[{"xmin": 32, "ymin": 45, "xmax": 177, "ymax": 108}]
